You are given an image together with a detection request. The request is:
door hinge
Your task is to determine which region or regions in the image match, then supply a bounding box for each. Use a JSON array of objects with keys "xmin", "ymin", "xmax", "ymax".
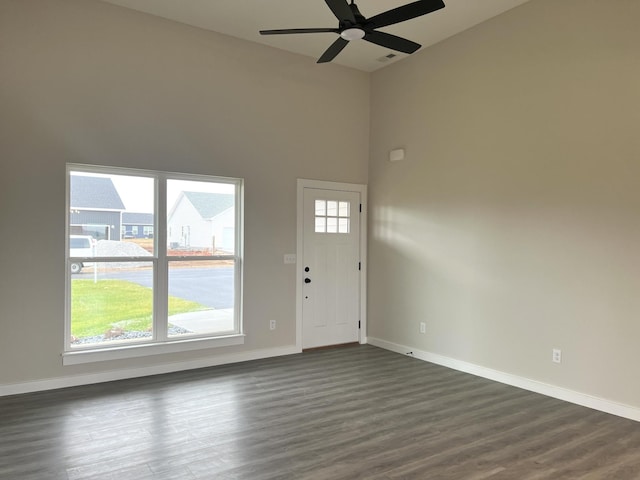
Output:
[
  {"xmin": 358, "ymin": 321, "xmax": 361, "ymax": 329},
  {"xmin": 358, "ymin": 262, "xmax": 361, "ymax": 271},
  {"xmin": 359, "ymin": 204, "xmax": 362, "ymax": 213}
]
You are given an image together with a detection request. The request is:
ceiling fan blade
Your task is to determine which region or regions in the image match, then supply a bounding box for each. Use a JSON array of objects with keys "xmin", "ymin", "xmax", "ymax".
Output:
[
  {"xmin": 367, "ymin": 0, "xmax": 445, "ymax": 29},
  {"xmin": 325, "ymin": 0, "xmax": 356, "ymax": 23},
  {"xmin": 363, "ymin": 31, "xmax": 421, "ymax": 54},
  {"xmin": 317, "ymin": 37, "xmax": 349, "ymax": 63},
  {"xmin": 260, "ymin": 28, "xmax": 339, "ymax": 35}
]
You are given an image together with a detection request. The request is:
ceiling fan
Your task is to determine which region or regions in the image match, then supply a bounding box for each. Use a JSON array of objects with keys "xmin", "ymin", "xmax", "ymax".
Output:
[{"xmin": 260, "ymin": 0, "xmax": 445, "ymax": 63}]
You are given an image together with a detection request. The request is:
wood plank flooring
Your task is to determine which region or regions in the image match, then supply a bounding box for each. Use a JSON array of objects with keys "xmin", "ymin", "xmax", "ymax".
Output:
[{"xmin": 1, "ymin": 345, "xmax": 639, "ymax": 479}]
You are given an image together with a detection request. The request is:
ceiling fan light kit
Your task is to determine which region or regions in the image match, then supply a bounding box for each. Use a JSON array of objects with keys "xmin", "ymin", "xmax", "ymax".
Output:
[
  {"xmin": 341, "ymin": 28, "xmax": 366, "ymax": 41},
  {"xmin": 260, "ymin": 0, "xmax": 445, "ymax": 64}
]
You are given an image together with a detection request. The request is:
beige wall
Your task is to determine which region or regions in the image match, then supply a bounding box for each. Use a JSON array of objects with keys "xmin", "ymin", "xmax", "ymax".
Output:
[
  {"xmin": 369, "ymin": 0, "xmax": 640, "ymax": 408},
  {"xmin": 0, "ymin": 0, "xmax": 369, "ymax": 384}
]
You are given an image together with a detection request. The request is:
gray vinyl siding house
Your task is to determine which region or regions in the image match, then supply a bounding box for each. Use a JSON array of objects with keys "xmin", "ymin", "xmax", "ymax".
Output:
[
  {"xmin": 69, "ymin": 175, "xmax": 125, "ymax": 240},
  {"xmin": 121, "ymin": 212, "xmax": 154, "ymax": 238}
]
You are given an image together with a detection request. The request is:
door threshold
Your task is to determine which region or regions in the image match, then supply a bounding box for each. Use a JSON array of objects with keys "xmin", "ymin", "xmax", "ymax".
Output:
[{"xmin": 302, "ymin": 342, "xmax": 360, "ymax": 353}]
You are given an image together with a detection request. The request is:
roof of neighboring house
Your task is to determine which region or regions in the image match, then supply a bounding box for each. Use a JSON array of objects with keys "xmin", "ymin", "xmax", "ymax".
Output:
[
  {"xmin": 122, "ymin": 212, "xmax": 154, "ymax": 225},
  {"xmin": 70, "ymin": 175, "xmax": 125, "ymax": 210},
  {"xmin": 181, "ymin": 191, "xmax": 234, "ymax": 219}
]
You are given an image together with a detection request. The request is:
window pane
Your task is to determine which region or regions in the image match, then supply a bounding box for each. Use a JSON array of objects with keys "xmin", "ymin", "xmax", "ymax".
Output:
[
  {"xmin": 70, "ymin": 264, "xmax": 153, "ymax": 347},
  {"xmin": 339, "ymin": 218, "xmax": 350, "ymax": 233},
  {"xmin": 327, "ymin": 201, "xmax": 338, "ymax": 217},
  {"xmin": 315, "ymin": 200, "xmax": 326, "ymax": 216},
  {"xmin": 168, "ymin": 260, "xmax": 235, "ymax": 337},
  {"xmin": 327, "ymin": 217, "xmax": 338, "ymax": 233},
  {"xmin": 168, "ymin": 179, "xmax": 236, "ymax": 256},
  {"xmin": 315, "ymin": 217, "xmax": 326, "ymax": 233},
  {"xmin": 69, "ymin": 172, "xmax": 154, "ymax": 255},
  {"xmin": 339, "ymin": 201, "xmax": 350, "ymax": 217}
]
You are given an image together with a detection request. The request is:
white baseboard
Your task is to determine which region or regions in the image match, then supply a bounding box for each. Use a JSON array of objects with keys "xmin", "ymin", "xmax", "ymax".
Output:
[
  {"xmin": 367, "ymin": 337, "xmax": 640, "ymax": 423},
  {"xmin": 0, "ymin": 345, "xmax": 301, "ymax": 397}
]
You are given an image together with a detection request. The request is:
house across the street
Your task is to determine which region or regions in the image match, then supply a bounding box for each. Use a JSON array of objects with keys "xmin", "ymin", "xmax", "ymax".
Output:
[
  {"xmin": 121, "ymin": 212, "xmax": 154, "ymax": 239},
  {"xmin": 69, "ymin": 175, "xmax": 125, "ymax": 240},
  {"xmin": 168, "ymin": 191, "xmax": 235, "ymax": 253}
]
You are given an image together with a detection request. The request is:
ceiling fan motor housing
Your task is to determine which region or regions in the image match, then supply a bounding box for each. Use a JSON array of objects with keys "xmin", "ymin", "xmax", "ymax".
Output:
[
  {"xmin": 339, "ymin": 2, "xmax": 366, "ymax": 30},
  {"xmin": 339, "ymin": 2, "xmax": 367, "ymax": 40}
]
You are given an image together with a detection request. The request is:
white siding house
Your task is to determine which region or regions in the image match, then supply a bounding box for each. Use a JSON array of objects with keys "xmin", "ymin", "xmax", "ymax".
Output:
[{"xmin": 167, "ymin": 191, "xmax": 235, "ymax": 253}]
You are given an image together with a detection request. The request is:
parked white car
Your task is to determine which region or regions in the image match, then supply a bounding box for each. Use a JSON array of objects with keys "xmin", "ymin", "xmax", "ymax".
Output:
[{"xmin": 69, "ymin": 235, "xmax": 95, "ymax": 274}]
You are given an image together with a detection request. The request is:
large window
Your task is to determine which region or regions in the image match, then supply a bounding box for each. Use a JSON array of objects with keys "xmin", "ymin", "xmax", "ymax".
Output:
[{"xmin": 64, "ymin": 165, "xmax": 243, "ymax": 363}]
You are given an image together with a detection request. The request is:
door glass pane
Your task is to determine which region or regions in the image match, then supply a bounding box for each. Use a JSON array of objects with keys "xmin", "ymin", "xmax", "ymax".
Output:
[
  {"xmin": 69, "ymin": 264, "xmax": 153, "ymax": 347},
  {"xmin": 327, "ymin": 201, "xmax": 338, "ymax": 217},
  {"xmin": 327, "ymin": 217, "xmax": 338, "ymax": 233},
  {"xmin": 339, "ymin": 218, "xmax": 350, "ymax": 233},
  {"xmin": 315, "ymin": 200, "xmax": 326, "ymax": 216},
  {"xmin": 315, "ymin": 217, "xmax": 326, "ymax": 233},
  {"xmin": 338, "ymin": 202, "xmax": 350, "ymax": 217},
  {"xmin": 167, "ymin": 260, "xmax": 235, "ymax": 337},
  {"xmin": 167, "ymin": 179, "xmax": 236, "ymax": 256}
]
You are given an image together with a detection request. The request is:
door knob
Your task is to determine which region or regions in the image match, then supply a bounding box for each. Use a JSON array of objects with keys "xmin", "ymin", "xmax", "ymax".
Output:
[{"xmin": 304, "ymin": 278, "xmax": 311, "ymax": 284}]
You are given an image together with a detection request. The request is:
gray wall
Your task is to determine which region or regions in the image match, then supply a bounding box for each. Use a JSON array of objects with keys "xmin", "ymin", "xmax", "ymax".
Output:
[
  {"xmin": 0, "ymin": 0, "xmax": 369, "ymax": 385},
  {"xmin": 368, "ymin": 0, "xmax": 640, "ymax": 408}
]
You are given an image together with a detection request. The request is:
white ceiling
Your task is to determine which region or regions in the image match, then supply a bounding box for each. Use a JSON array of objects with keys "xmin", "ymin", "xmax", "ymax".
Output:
[{"xmin": 100, "ymin": 0, "xmax": 532, "ymax": 72}]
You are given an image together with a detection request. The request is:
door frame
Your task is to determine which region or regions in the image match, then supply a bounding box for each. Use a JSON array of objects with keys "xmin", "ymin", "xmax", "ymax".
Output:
[{"xmin": 296, "ymin": 179, "xmax": 367, "ymax": 351}]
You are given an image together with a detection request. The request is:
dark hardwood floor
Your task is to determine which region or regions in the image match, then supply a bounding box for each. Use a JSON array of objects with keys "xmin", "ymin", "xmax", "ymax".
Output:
[{"xmin": 1, "ymin": 345, "xmax": 639, "ymax": 479}]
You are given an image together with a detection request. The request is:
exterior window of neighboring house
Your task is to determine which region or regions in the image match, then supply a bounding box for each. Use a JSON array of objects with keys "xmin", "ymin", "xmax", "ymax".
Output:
[{"xmin": 64, "ymin": 164, "xmax": 244, "ymax": 364}]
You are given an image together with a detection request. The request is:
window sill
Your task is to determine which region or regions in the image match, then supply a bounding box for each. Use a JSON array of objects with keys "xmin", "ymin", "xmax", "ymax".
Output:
[{"xmin": 62, "ymin": 334, "xmax": 245, "ymax": 366}]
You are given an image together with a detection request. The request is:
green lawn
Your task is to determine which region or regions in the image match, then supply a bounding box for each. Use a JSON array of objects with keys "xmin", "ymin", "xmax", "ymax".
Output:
[{"xmin": 71, "ymin": 279, "xmax": 207, "ymax": 338}]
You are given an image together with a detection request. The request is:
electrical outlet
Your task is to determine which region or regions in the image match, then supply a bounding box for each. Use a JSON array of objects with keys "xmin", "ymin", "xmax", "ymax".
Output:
[
  {"xmin": 419, "ymin": 322, "xmax": 426, "ymax": 334},
  {"xmin": 552, "ymin": 348, "xmax": 562, "ymax": 364},
  {"xmin": 269, "ymin": 319, "xmax": 276, "ymax": 330}
]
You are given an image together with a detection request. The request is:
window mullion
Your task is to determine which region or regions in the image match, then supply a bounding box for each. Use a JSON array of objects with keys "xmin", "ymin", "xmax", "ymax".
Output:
[{"xmin": 155, "ymin": 175, "xmax": 169, "ymax": 341}]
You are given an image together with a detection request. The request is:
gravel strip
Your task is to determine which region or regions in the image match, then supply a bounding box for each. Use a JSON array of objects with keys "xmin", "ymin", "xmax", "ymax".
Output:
[{"xmin": 72, "ymin": 326, "xmax": 191, "ymax": 345}]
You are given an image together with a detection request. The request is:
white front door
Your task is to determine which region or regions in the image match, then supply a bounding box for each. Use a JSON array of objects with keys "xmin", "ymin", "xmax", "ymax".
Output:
[{"xmin": 302, "ymin": 187, "xmax": 361, "ymax": 349}]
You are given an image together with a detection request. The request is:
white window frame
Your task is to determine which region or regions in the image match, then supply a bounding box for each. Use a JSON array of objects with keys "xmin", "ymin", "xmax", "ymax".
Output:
[{"xmin": 63, "ymin": 164, "xmax": 244, "ymax": 365}]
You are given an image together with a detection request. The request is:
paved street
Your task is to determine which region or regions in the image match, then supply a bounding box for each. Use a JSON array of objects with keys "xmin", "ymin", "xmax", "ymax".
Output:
[{"xmin": 75, "ymin": 266, "xmax": 234, "ymax": 309}]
